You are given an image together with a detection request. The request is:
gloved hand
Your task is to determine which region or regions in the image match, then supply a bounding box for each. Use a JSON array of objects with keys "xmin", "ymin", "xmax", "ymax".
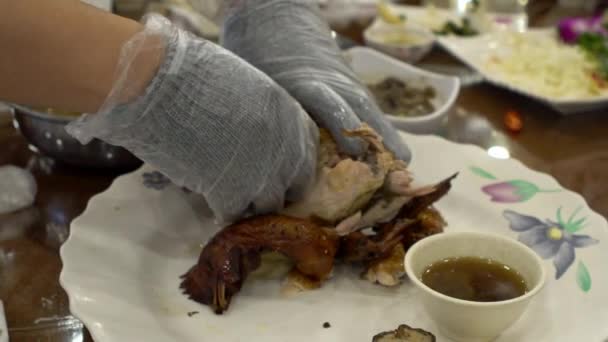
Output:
[
  {"xmin": 67, "ymin": 14, "xmax": 318, "ymax": 223},
  {"xmin": 221, "ymin": 0, "xmax": 411, "ymax": 162}
]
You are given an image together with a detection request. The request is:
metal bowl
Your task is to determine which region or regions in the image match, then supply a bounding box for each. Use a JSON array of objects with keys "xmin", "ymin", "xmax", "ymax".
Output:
[{"xmin": 12, "ymin": 106, "xmax": 141, "ymax": 169}]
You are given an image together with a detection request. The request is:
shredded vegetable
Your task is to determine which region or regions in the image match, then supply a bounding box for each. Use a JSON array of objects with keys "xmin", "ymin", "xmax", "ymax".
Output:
[
  {"xmin": 484, "ymin": 33, "xmax": 608, "ymax": 99},
  {"xmin": 578, "ymin": 32, "xmax": 608, "ymax": 80}
]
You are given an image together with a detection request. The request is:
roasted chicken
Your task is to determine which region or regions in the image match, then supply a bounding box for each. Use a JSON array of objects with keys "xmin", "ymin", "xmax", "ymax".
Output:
[
  {"xmin": 181, "ymin": 125, "xmax": 455, "ymax": 313},
  {"xmin": 180, "ymin": 215, "xmax": 339, "ymax": 314}
]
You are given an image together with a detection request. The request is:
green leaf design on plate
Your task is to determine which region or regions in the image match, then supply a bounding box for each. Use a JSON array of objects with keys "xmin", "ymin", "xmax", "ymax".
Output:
[
  {"xmin": 557, "ymin": 206, "xmax": 566, "ymax": 227},
  {"xmin": 506, "ymin": 180, "xmax": 563, "ymax": 202},
  {"xmin": 509, "ymin": 180, "xmax": 541, "ymax": 202},
  {"xmin": 577, "ymin": 261, "xmax": 592, "ymax": 292},
  {"xmin": 470, "ymin": 166, "xmax": 497, "ymax": 180},
  {"xmin": 560, "ymin": 206, "xmax": 587, "ymax": 233}
]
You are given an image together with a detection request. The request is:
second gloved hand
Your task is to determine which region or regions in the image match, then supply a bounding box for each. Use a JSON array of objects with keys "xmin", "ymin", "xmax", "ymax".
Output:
[
  {"xmin": 222, "ymin": 0, "xmax": 411, "ymax": 162},
  {"xmin": 67, "ymin": 14, "xmax": 318, "ymax": 223}
]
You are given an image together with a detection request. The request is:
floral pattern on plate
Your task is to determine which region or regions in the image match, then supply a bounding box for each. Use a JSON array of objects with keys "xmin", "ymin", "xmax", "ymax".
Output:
[
  {"xmin": 503, "ymin": 208, "xmax": 598, "ymax": 291},
  {"xmin": 470, "ymin": 166, "xmax": 561, "ymax": 203}
]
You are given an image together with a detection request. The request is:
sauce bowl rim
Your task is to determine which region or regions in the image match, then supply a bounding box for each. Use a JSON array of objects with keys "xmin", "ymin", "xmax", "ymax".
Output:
[{"xmin": 404, "ymin": 231, "xmax": 547, "ymax": 307}]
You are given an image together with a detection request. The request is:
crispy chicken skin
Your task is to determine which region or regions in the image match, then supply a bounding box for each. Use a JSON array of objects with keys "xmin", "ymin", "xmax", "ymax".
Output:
[
  {"xmin": 363, "ymin": 175, "xmax": 455, "ymax": 287},
  {"xmin": 180, "ymin": 215, "xmax": 339, "ymax": 314},
  {"xmin": 180, "ymin": 212, "xmax": 418, "ymax": 313},
  {"xmin": 364, "ymin": 206, "xmax": 448, "ymax": 287}
]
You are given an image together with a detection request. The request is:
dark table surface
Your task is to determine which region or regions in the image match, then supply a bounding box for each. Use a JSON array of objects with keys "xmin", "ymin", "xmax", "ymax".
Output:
[{"xmin": 1, "ymin": 4, "xmax": 607, "ymax": 342}]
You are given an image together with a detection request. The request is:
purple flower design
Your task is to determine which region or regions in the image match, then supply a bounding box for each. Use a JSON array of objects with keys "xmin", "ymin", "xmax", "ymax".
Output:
[
  {"xmin": 504, "ymin": 209, "xmax": 598, "ymax": 279},
  {"xmin": 482, "ymin": 180, "xmax": 560, "ymax": 203},
  {"xmin": 483, "ymin": 182, "xmax": 528, "ymax": 202},
  {"xmin": 558, "ymin": 15, "xmax": 608, "ymax": 43},
  {"xmin": 470, "ymin": 167, "xmax": 561, "ymax": 203},
  {"xmin": 142, "ymin": 171, "xmax": 171, "ymax": 190}
]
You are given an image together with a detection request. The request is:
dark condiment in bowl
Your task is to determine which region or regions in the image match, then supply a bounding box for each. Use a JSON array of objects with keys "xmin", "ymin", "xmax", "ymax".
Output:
[
  {"xmin": 421, "ymin": 256, "xmax": 528, "ymax": 302},
  {"xmin": 368, "ymin": 77, "xmax": 436, "ymax": 118}
]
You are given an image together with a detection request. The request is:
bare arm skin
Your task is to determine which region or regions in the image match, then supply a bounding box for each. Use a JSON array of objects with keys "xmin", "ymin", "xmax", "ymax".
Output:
[{"xmin": 0, "ymin": 0, "xmax": 162, "ymax": 113}]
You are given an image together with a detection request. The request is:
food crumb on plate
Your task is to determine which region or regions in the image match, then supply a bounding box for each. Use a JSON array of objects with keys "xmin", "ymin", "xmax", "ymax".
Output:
[
  {"xmin": 187, "ymin": 311, "xmax": 199, "ymax": 317},
  {"xmin": 372, "ymin": 324, "xmax": 435, "ymax": 342}
]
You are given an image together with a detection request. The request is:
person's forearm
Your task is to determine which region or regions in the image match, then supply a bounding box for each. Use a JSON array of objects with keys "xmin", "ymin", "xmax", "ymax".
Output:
[{"xmin": 0, "ymin": 0, "xmax": 162, "ymax": 113}]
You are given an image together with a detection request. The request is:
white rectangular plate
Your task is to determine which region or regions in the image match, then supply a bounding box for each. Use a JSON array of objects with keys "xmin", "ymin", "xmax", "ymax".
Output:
[{"xmin": 438, "ymin": 29, "xmax": 608, "ymax": 114}]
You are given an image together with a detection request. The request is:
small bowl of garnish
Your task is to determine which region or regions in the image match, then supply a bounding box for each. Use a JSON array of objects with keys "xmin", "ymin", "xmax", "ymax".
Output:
[
  {"xmin": 364, "ymin": 20, "xmax": 435, "ymax": 64},
  {"xmin": 404, "ymin": 231, "xmax": 546, "ymax": 342},
  {"xmin": 346, "ymin": 47, "xmax": 460, "ymax": 134},
  {"xmin": 368, "ymin": 76, "xmax": 437, "ymax": 118}
]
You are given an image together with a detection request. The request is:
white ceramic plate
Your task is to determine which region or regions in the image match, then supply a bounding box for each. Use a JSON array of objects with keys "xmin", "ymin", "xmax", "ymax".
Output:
[
  {"xmin": 347, "ymin": 47, "xmax": 459, "ymax": 134},
  {"xmin": 60, "ymin": 133, "xmax": 608, "ymax": 342},
  {"xmin": 438, "ymin": 29, "xmax": 608, "ymax": 114}
]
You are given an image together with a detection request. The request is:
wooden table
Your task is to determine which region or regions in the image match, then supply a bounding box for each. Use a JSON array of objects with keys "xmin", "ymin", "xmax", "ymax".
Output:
[
  {"xmin": 2, "ymin": 6, "xmax": 608, "ymax": 342},
  {"xmin": 0, "ymin": 112, "xmax": 133, "ymax": 342}
]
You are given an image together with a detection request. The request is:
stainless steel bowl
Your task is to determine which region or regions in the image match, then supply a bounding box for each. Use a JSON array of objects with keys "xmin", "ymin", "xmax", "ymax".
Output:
[{"xmin": 12, "ymin": 106, "xmax": 141, "ymax": 169}]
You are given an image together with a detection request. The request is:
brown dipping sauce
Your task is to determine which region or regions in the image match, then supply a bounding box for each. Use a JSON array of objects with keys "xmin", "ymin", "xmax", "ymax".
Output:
[{"xmin": 421, "ymin": 257, "xmax": 527, "ymax": 302}]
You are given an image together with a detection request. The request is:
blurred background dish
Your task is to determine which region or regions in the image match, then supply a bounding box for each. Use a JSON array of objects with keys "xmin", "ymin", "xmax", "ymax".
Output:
[
  {"xmin": 439, "ymin": 29, "xmax": 608, "ymax": 114},
  {"xmin": 319, "ymin": 0, "xmax": 378, "ymax": 29},
  {"xmin": 364, "ymin": 20, "xmax": 435, "ymax": 63},
  {"xmin": 382, "ymin": 2, "xmax": 528, "ymax": 36},
  {"xmin": 367, "ymin": 77, "xmax": 437, "ymax": 117},
  {"xmin": 12, "ymin": 106, "xmax": 141, "ymax": 170},
  {"xmin": 347, "ymin": 47, "xmax": 460, "ymax": 134}
]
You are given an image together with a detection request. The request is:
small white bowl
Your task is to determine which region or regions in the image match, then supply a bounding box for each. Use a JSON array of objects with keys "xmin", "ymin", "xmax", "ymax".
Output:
[
  {"xmin": 346, "ymin": 47, "xmax": 460, "ymax": 134},
  {"xmin": 364, "ymin": 19, "xmax": 435, "ymax": 64},
  {"xmin": 404, "ymin": 231, "xmax": 546, "ymax": 342}
]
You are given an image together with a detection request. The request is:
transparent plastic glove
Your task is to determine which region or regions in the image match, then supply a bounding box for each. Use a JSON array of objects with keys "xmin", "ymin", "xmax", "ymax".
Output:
[
  {"xmin": 67, "ymin": 14, "xmax": 318, "ymax": 223},
  {"xmin": 222, "ymin": 0, "xmax": 411, "ymax": 162},
  {"xmin": 0, "ymin": 165, "xmax": 37, "ymax": 215}
]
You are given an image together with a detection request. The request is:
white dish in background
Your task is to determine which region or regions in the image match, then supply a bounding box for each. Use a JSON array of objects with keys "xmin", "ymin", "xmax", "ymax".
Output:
[
  {"xmin": 346, "ymin": 47, "xmax": 460, "ymax": 134},
  {"xmin": 382, "ymin": 4, "xmax": 460, "ymax": 33},
  {"xmin": 438, "ymin": 29, "xmax": 608, "ymax": 114},
  {"xmin": 320, "ymin": 0, "xmax": 377, "ymax": 28},
  {"xmin": 60, "ymin": 133, "xmax": 608, "ymax": 342},
  {"xmin": 387, "ymin": 4, "xmax": 526, "ymax": 35},
  {"xmin": 363, "ymin": 19, "xmax": 435, "ymax": 64}
]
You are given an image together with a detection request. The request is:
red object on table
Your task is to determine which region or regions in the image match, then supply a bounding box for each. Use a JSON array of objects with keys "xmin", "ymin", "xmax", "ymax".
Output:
[{"xmin": 504, "ymin": 110, "xmax": 523, "ymax": 133}]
